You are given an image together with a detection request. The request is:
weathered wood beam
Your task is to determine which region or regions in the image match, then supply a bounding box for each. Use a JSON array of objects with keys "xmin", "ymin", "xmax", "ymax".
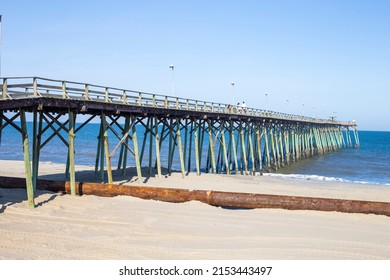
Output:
[{"xmin": 1, "ymin": 176, "xmax": 390, "ymax": 217}]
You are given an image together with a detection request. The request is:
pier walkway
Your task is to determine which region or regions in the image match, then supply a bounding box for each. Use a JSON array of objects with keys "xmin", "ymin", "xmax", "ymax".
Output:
[{"xmin": 0, "ymin": 77, "xmax": 359, "ymax": 208}]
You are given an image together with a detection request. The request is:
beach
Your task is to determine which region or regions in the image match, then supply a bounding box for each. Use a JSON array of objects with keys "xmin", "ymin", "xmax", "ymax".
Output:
[{"xmin": 1, "ymin": 160, "xmax": 390, "ymax": 260}]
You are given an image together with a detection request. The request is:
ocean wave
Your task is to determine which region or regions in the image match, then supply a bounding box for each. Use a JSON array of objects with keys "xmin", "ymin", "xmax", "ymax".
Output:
[{"xmin": 258, "ymin": 172, "xmax": 390, "ymax": 186}]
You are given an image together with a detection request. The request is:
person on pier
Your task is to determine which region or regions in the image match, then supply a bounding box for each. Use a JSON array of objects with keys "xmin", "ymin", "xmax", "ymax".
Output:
[
  {"xmin": 242, "ymin": 101, "xmax": 247, "ymax": 114},
  {"xmin": 237, "ymin": 102, "xmax": 241, "ymax": 114}
]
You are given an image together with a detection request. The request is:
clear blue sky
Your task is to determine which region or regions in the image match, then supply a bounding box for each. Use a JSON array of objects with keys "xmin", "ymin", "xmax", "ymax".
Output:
[{"xmin": 1, "ymin": 0, "xmax": 389, "ymax": 130}]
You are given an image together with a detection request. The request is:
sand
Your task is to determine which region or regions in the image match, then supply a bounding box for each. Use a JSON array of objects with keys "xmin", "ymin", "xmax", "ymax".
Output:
[{"xmin": 1, "ymin": 160, "xmax": 390, "ymax": 259}]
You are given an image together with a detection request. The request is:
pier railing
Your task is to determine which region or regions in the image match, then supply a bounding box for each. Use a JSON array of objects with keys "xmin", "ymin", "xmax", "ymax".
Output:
[{"xmin": 1, "ymin": 77, "xmax": 354, "ymax": 126}]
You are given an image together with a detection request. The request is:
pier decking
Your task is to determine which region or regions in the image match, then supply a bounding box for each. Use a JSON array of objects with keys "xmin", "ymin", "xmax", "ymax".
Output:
[{"xmin": 0, "ymin": 77, "xmax": 359, "ymax": 208}]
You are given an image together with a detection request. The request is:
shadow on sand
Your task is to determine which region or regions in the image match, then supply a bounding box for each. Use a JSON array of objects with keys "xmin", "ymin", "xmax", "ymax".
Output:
[
  {"xmin": 0, "ymin": 188, "xmax": 64, "ymax": 213},
  {"xmin": 0, "ymin": 166, "xmax": 175, "ymax": 211},
  {"xmin": 39, "ymin": 166, "xmax": 177, "ymax": 185}
]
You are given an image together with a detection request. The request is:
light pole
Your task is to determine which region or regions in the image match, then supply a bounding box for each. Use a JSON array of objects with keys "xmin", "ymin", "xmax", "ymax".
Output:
[
  {"xmin": 265, "ymin": 92, "xmax": 269, "ymax": 109},
  {"xmin": 302, "ymin": 103, "xmax": 305, "ymax": 116},
  {"xmin": 230, "ymin": 82, "xmax": 235, "ymax": 104},
  {"xmin": 286, "ymin": 99, "xmax": 290, "ymax": 114},
  {"xmin": 169, "ymin": 64, "xmax": 175, "ymax": 96}
]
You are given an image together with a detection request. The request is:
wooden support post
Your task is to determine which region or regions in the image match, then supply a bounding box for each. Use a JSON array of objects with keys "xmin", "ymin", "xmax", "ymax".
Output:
[
  {"xmin": 99, "ymin": 121, "xmax": 105, "ymax": 181},
  {"xmin": 216, "ymin": 132, "xmax": 223, "ymax": 173},
  {"xmin": 194, "ymin": 121, "xmax": 200, "ymax": 175},
  {"xmin": 32, "ymin": 111, "xmax": 39, "ymax": 191},
  {"xmin": 346, "ymin": 129, "xmax": 352, "ymax": 148},
  {"xmin": 62, "ymin": 81, "xmax": 68, "ymax": 98},
  {"xmin": 335, "ymin": 129, "xmax": 342, "ymax": 149},
  {"xmin": 353, "ymin": 128, "xmax": 360, "ymax": 148},
  {"xmin": 148, "ymin": 117, "xmax": 154, "ymax": 175},
  {"xmin": 220, "ymin": 122, "xmax": 230, "ymax": 175},
  {"xmin": 68, "ymin": 110, "xmax": 76, "ymax": 195},
  {"xmin": 340, "ymin": 128, "xmax": 348, "ymax": 148},
  {"xmin": 309, "ymin": 128, "xmax": 314, "ymax": 156},
  {"xmin": 264, "ymin": 126, "xmax": 271, "ymax": 171},
  {"xmin": 240, "ymin": 123, "xmax": 248, "ymax": 174},
  {"xmin": 20, "ymin": 108, "xmax": 35, "ymax": 208},
  {"xmin": 256, "ymin": 126, "xmax": 263, "ymax": 173},
  {"xmin": 230, "ymin": 121, "xmax": 239, "ymax": 174},
  {"xmin": 2, "ymin": 78, "xmax": 7, "ymax": 99},
  {"xmin": 208, "ymin": 120, "xmax": 217, "ymax": 173},
  {"xmin": 95, "ymin": 121, "xmax": 102, "ymax": 175},
  {"xmin": 284, "ymin": 130, "xmax": 290, "ymax": 165},
  {"xmin": 278, "ymin": 129, "xmax": 284, "ymax": 167},
  {"xmin": 176, "ymin": 119, "xmax": 186, "ymax": 178},
  {"xmin": 248, "ymin": 127, "xmax": 255, "ymax": 174},
  {"xmin": 290, "ymin": 130, "xmax": 296, "ymax": 162},
  {"xmin": 298, "ymin": 130, "xmax": 302, "ymax": 158},
  {"xmin": 85, "ymin": 84, "xmax": 90, "ymax": 100},
  {"xmin": 155, "ymin": 122, "xmax": 167, "ymax": 170},
  {"xmin": 117, "ymin": 142, "xmax": 124, "ymax": 170},
  {"xmin": 187, "ymin": 121, "xmax": 194, "ymax": 173},
  {"xmin": 101, "ymin": 113, "xmax": 113, "ymax": 184},
  {"xmin": 199, "ymin": 121, "xmax": 206, "ymax": 171},
  {"xmin": 312, "ymin": 128, "xmax": 319, "ymax": 154},
  {"xmin": 306, "ymin": 129, "xmax": 310, "ymax": 156},
  {"xmin": 168, "ymin": 119, "xmax": 174, "ymax": 173},
  {"xmin": 121, "ymin": 116, "xmax": 130, "ymax": 175},
  {"xmin": 132, "ymin": 118, "xmax": 142, "ymax": 182},
  {"xmin": 139, "ymin": 118, "xmax": 150, "ymax": 165},
  {"xmin": 33, "ymin": 77, "xmax": 38, "ymax": 97},
  {"xmin": 270, "ymin": 127, "xmax": 277, "ymax": 171},
  {"xmin": 154, "ymin": 116, "xmax": 162, "ymax": 178},
  {"xmin": 206, "ymin": 139, "xmax": 211, "ymax": 173},
  {"xmin": 227, "ymin": 124, "xmax": 232, "ymax": 171},
  {"xmin": 183, "ymin": 119, "xmax": 189, "ymax": 170}
]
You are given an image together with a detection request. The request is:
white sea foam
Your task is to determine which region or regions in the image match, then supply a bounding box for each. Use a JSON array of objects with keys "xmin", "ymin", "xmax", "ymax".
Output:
[{"xmin": 258, "ymin": 172, "xmax": 390, "ymax": 186}]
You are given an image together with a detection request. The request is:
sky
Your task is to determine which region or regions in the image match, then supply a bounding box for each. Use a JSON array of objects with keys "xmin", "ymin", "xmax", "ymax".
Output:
[{"xmin": 1, "ymin": 0, "xmax": 389, "ymax": 130}]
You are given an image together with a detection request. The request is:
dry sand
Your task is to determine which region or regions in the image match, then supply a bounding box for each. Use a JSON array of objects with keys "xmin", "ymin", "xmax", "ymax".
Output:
[{"xmin": 1, "ymin": 160, "xmax": 390, "ymax": 259}]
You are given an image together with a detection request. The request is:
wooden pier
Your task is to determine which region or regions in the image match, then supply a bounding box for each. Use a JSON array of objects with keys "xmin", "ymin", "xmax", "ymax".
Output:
[{"xmin": 0, "ymin": 77, "xmax": 360, "ymax": 208}]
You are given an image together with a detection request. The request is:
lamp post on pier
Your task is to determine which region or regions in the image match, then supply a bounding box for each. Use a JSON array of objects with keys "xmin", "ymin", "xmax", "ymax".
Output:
[
  {"xmin": 286, "ymin": 99, "xmax": 290, "ymax": 114},
  {"xmin": 230, "ymin": 82, "xmax": 235, "ymax": 104},
  {"xmin": 169, "ymin": 64, "xmax": 175, "ymax": 96}
]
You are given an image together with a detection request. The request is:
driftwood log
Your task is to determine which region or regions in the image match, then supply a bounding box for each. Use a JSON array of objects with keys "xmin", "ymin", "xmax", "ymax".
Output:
[{"xmin": 1, "ymin": 176, "xmax": 390, "ymax": 217}]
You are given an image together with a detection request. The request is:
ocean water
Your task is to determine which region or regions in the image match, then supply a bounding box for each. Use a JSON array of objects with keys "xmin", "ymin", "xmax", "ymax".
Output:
[
  {"xmin": 275, "ymin": 130, "xmax": 390, "ymax": 185},
  {"xmin": 0, "ymin": 121, "xmax": 389, "ymax": 185}
]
